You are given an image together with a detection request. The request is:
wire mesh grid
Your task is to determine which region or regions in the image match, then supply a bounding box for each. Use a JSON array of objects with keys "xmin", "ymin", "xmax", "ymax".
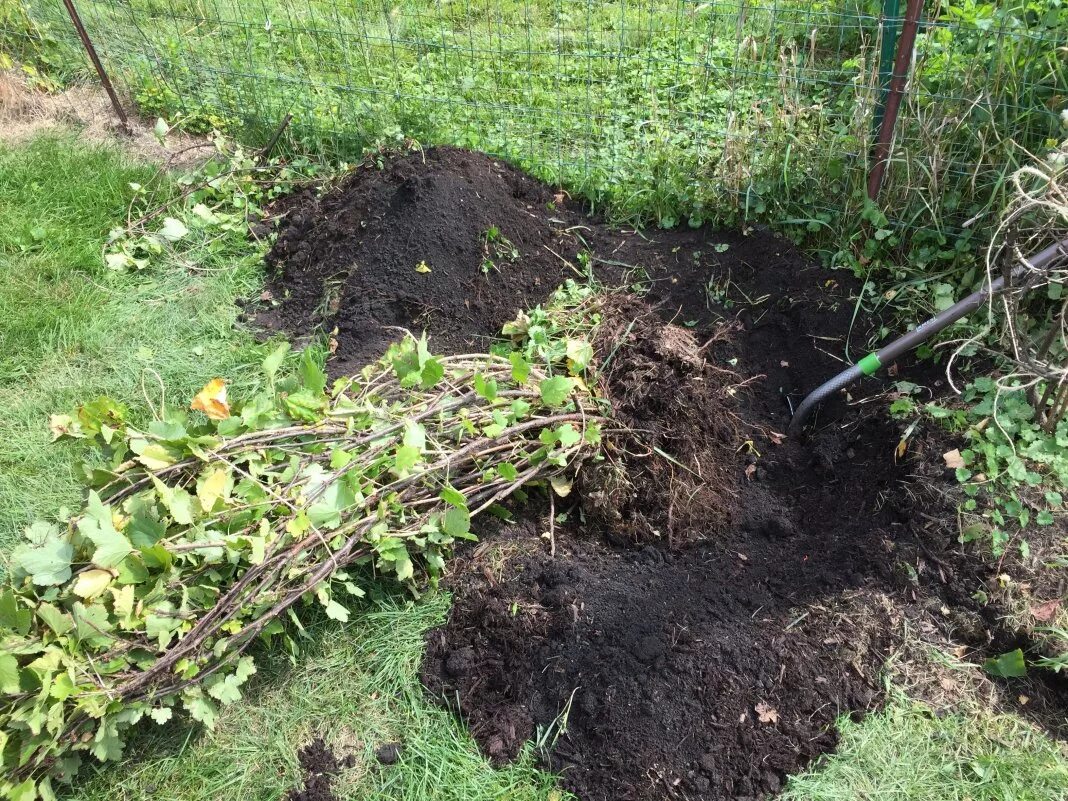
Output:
[{"xmin": 5, "ymin": 0, "xmax": 1066, "ymax": 247}]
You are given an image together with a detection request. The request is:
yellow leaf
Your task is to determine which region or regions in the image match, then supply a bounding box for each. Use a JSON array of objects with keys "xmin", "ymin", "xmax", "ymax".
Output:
[
  {"xmin": 48, "ymin": 414, "xmax": 83, "ymax": 441},
  {"xmin": 111, "ymin": 584, "xmax": 135, "ymax": 624},
  {"xmin": 190, "ymin": 378, "xmax": 230, "ymax": 420},
  {"xmin": 550, "ymin": 474, "xmax": 572, "ymax": 497},
  {"xmin": 197, "ymin": 467, "xmax": 232, "ymax": 511},
  {"xmin": 135, "ymin": 442, "xmax": 175, "ymax": 470},
  {"xmin": 415, "ymin": 260, "xmax": 432, "ymax": 273},
  {"xmin": 71, "ymin": 568, "xmax": 115, "ymax": 599}
]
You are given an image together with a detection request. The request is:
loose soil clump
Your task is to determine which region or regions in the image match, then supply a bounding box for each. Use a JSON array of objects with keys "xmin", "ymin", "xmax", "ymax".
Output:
[
  {"xmin": 266, "ymin": 146, "xmax": 1066, "ymax": 801},
  {"xmin": 285, "ymin": 738, "xmax": 354, "ymax": 801}
]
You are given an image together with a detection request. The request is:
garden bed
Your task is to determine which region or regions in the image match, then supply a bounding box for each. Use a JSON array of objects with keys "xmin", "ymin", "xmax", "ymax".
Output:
[{"xmin": 264, "ymin": 147, "xmax": 1067, "ymax": 801}]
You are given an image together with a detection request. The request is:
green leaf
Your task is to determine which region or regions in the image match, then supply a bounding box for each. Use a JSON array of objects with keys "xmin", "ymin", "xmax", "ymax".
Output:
[
  {"xmin": 497, "ymin": 462, "xmax": 519, "ymax": 481},
  {"xmin": 72, "ymin": 602, "xmax": 114, "ymax": 649},
  {"xmin": 11, "ymin": 523, "xmax": 73, "ymax": 586},
  {"xmin": 439, "ymin": 486, "xmax": 466, "ymax": 508},
  {"xmin": 206, "ymin": 675, "xmax": 242, "ymax": 705},
  {"xmin": 77, "ymin": 396, "xmax": 127, "ymax": 436},
  {"xmin": 443, "ymin": 506, "xmax": 472, "ymax": 539},
  {"xmin": 421, "ymin": 356, "xmax": 444, "ymax": 389},
  {"xmin": 159, "ymin": 217, "xmax": 189, "ymax": 242},
  {"xmin": 262, "ymin": 342, "xmax": 290, "ymax": 382},
  {"xmin": 323, "ymin": 599, "xmax": 350, "ymax": 622},
  {"xmin": 539, "ymin": 376, "xmax": 574, "ymax": 407},
  {"xmin": 509, "ymin": 351, "xmax": 531, "ymax": 383},
  {"xmin": 0, "ymin": 589, "xmax": 31, "ymax": 635},
  {"xmin": 0, "ymin": 654, "xmax": 20, "ymax": 693},
  {"xmin": 474, "ymin": 373, "xmax": 498, "ymax": 401},
  {"xmin": 565, "ymin": 339, "xmax": 594, "ymax": 372},
  {"xmin": 394, "ymin": 445, "xmax": 421, "ymax": 475},
  {"xmin": 150, "ymin": 707, "xmax": 173, "ymax": 725},
  {"xmin": 983, "ymin": 648, "xmax": 1027, "ymax": 678},
  {"xmin": 394, "ymin": 552, "xmax": 414, "ymax": 582},
  {"xmin": 556, "ymin": 423, "xmax": 581, "ymax": 447},
  {"xmin": 307, "ymin": 480, "xmax": 356, "ymax": 530},
  {"xmin": 78, "ymin": 492, "xmax": 134, "ymax": 568},
  {"xmin": 510, "ymin": 399, "xmax": 531, "ymax": 421},
  {"xmin": 36, "ymin": 603, "xmax": 74, "ymax": 637},
  {"xmin": 184, "ymin": 692, "xmax": 219, "ymax": 728},
  {"xmin": 298, "ymin": 348, "xmax": 327, "ymax": 394},
  {"xmin": 284, "ymin": 389, "xmax": 327, "ymax": 422},
  {"xmin": 403, "ymin": 421, "xmax": 426, "ymax": 452}
]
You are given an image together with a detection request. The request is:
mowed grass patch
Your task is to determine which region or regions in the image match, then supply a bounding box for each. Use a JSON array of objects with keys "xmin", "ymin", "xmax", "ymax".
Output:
[
  {"xmin": 784, "ymin": 691, "xmax": 1068, "ymax": 801},
  {"xmin": 70, "ymin": 593, "xmax": 563, "ymax": 801},
  {"xmin": 0, "ymin": 135, "xmax": 269, "ymax": 548}
]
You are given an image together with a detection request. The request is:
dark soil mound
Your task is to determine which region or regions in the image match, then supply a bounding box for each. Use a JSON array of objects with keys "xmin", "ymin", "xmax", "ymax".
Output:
[
  {"xmin": 264, "ymin": 147, "xmax": 581, "ymax": 373},
  {"xmin": 265, "ymin": 147, "xmax": 1065, "ymax": 801},
  {"xmin": 422, "ymin": 298, "xmax": 916, "ymax": 800},
  {"xmin": 579, "ymin": 297, "xmax": 741, "ymax": 545}
]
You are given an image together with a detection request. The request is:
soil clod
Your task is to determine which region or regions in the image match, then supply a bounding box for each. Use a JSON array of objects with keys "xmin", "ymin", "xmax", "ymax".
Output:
[
  {"xmin": 374, "ymin": 742, "xmax": 402, "ymax": 765},
  {"xmin": 286, "ymin": 739, "xmax": 354, "ymax": 801}
]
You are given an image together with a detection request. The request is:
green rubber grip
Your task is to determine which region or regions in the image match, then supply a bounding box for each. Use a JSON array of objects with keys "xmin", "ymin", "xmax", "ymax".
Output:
[{"xmin": 857, "ymin": 352, "xmax": 882, "ymax": 376}]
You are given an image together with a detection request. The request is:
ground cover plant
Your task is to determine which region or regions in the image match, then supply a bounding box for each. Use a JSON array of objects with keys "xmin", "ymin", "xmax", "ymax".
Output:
[
  {"xmin": 0, "ymin": 96, "xmax": 1066, "ymax": 801},
  {"xmin": 3, "ymin": 0, "xmax": 1065, "ymax": 287}
]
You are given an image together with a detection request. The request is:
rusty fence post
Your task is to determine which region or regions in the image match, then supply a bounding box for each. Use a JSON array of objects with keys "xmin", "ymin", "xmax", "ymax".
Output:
[
  {"xmin": 867, "ymin": 0, "xmax": 925, "ymax": 202},
  {"xmin": 61, "ymin": 0, "xmax": 132, "ymax": 134}
]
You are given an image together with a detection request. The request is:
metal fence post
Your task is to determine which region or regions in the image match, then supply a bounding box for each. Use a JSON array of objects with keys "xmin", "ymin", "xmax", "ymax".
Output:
[
  {"xmin": 873, "ymin": 0, "xmax": 902, "ymax": 134},
  {"xmin": 61, "ymin": 0, "xmax": 132, "ymax": 134},
  {"xmin": 867, "ymin": 0, "xmax": 925, "ymax": 202}
]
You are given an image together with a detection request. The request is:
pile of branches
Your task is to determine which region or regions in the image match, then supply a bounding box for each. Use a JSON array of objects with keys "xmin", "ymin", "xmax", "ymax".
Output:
[
  {"xmin": 952, "ymin": 135, "xmax": 1068, "ymax": 431},
  {"xmin": 0, "ymin": 287, "xmax": 603, "ymax": 799}
]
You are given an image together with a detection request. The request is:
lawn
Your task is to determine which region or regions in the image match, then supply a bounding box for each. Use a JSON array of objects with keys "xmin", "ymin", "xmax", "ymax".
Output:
[{"xmin": 0, "ymin": 130, "xmax": 1065, "ymax": 801}]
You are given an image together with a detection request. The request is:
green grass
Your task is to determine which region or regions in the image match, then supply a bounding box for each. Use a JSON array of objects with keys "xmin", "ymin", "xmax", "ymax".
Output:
[
  {"xmin": 0, "ymin": 135, "xmax": 272, "ymax": 550},
  {"xmin": 71, "ymin": 593, "xmax": 562, "ymax": 801},
  {"xmin": 783, "ymin": 692, "xmax": 1068, "ymax": 801}
]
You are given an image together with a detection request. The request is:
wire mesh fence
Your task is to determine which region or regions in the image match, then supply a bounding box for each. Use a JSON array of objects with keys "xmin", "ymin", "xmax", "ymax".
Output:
[{"xmin": 3, "ymin": 0, "xmax": 1066, "ymax": 258}]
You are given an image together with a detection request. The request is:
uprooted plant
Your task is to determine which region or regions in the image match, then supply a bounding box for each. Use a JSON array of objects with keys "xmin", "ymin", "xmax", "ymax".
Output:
[{"xmin": 0, "ymin": 285, "xmax": 604, "ymax": 800}]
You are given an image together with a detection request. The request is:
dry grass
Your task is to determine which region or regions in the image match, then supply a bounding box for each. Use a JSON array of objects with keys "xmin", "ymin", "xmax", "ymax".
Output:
[{"xmin": 0, "ymin": 70, "xmax": 206, "ymax": 166}]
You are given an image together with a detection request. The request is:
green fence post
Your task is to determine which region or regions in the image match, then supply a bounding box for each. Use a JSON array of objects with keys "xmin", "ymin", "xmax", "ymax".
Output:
[{"xmin": 873, "ymin": 0, "xmax": 902, "ymax": 134}]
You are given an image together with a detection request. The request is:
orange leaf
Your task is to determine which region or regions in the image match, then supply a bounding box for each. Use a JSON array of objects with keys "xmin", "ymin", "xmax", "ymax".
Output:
[
  {"xmin": 190, "ymin": 378, "xmax": 230, "ymax": 420},
  {"xmin": 943, "ymin": 449, "xmax": 965, "ymax": 470},
  {"xmin": 1031, "ymin": 599, "xmax": 1060, "ymax": 623},
  {"xmin": 755, "ymin": 702, "xmax": 779, "ymax": 724}
]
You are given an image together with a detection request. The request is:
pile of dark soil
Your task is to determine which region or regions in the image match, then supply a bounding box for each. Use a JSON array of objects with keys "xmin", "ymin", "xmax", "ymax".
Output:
[
  {"xmin": 264, "ymin": 146, "xmax": 1066, "ymax": 801},
  {"xmin": 263, "ymin": 147, "xmax": 581, "ymax": 373},
  {"xmin": 422, "ymin": 297, "xmax": 915, "ymax": 799}
]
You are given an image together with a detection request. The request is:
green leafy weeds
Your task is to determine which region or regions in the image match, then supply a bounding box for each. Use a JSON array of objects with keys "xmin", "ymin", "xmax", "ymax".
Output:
[{"xmin": 0, "ymin": 277, "xmax": 604, "ymax": 798}]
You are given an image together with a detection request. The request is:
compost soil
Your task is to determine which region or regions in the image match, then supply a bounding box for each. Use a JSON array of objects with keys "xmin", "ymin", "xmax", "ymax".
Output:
[{"xmin": 265, "ymin": 147, "xmax": 1066, "ymax": 801}]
